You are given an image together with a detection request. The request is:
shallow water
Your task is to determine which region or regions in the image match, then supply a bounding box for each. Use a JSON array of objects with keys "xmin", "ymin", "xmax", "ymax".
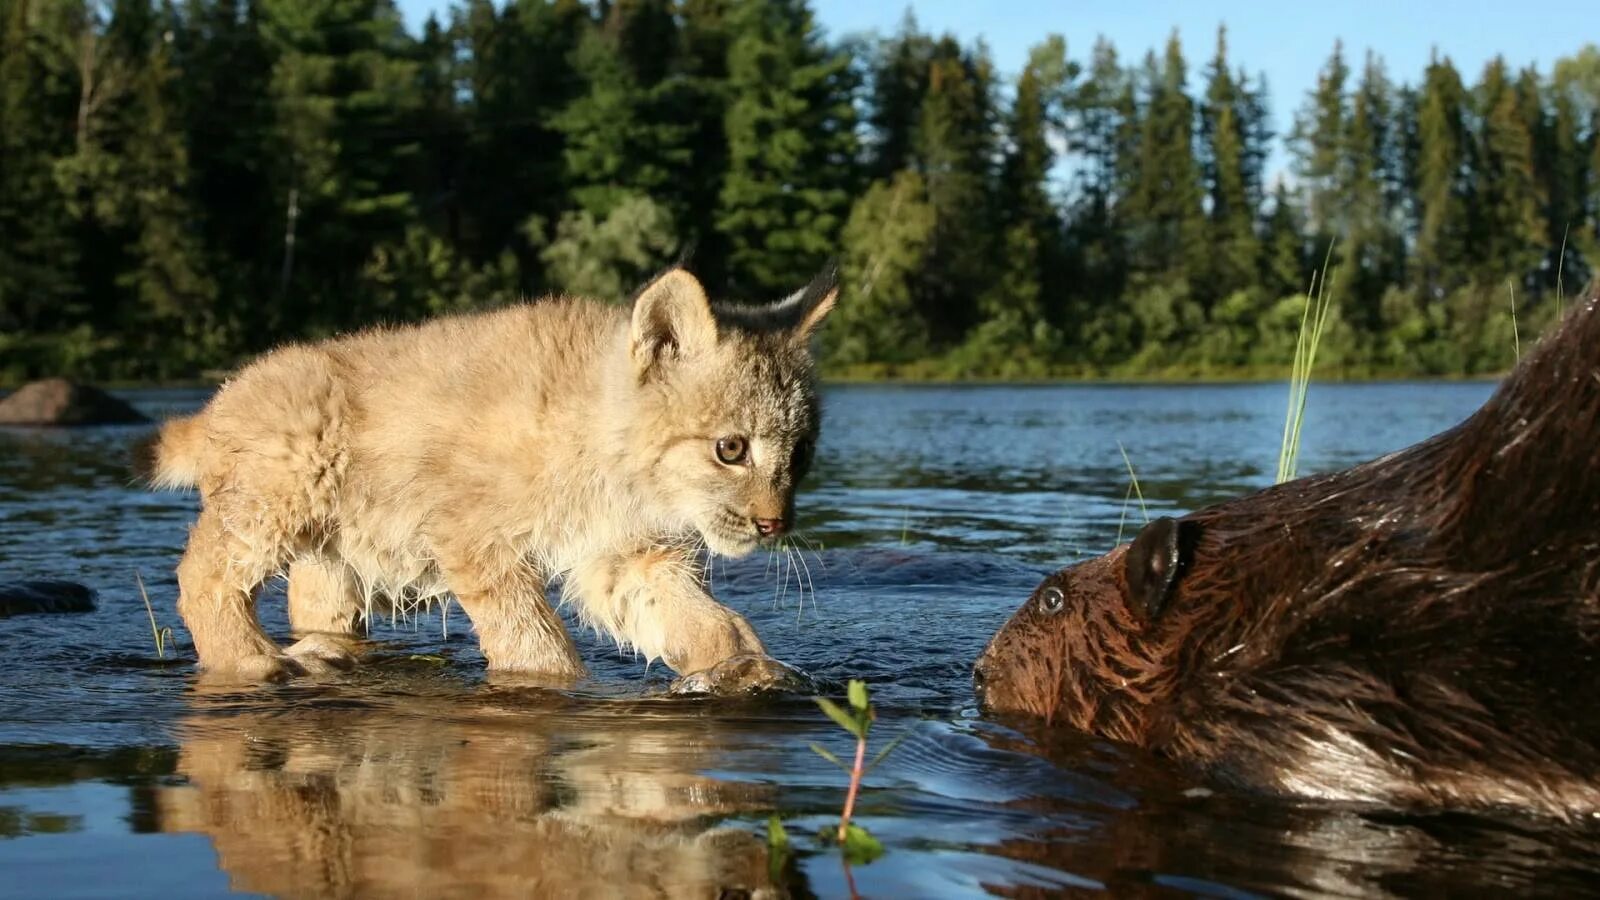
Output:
[{"xmin": 4, "ymin": 381, "xmax": 1598, "ymax": 898}]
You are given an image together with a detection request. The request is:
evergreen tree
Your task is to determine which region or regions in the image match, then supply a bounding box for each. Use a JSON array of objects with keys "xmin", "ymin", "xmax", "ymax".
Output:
[
  {"xmin": 1127, "ymin": 34, "xmax": 1205, "ymax": 289},
  {"xmin": 554, "ymin": 5, "xmax": 693, "ymax": 220},
  {"xmin": 457, "ymin": 0, "xmax": 587, "ymax": 281},
  {"xmin": 118, "ymin": 2, "xmax": 220, "ymax": 372},
  {"xmin": 987, "ymin": 35, "xmax": 1070, "ymax": 331},
  {"xmin": 1200, "ymin": 26, "xmax": 1259, "ymax": 299},
  {"xmin": 864, "ymin": 11, "xmax": 931, "ymax": 180},
  {"xmin": 0, "ymin": 0, "xmax": 83, "ymax": 336},
  {"xmin": 1066, "ymin": 37, "xmax": 1131, "ymax": 316},
  {"xmin": 1293, "ymin": 41, "xmax": 1348, "ymax": 239},
  {"xmin": 717, "ymin": 0, "xmax": 856, "ymax": 297},
  {"xmin": 1472, "ymin": 56, "xmax": 1544, "ymax": 286},
  {"xmin": 1338, "ymin": 51, "xmax": 1405, "ymax": 331},
  {"xmin": 258, "ymin": 0, "xmax": 424, "ymax": 331},
  {"xmin": 911, "ymin": 36, "xmax": 997, "ymax": 342},
  {"xmin": 1413, "ymin": 52, "xmax": 1471, "ymax": 294}
]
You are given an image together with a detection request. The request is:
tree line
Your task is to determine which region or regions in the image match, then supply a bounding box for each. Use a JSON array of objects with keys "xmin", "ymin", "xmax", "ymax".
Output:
[{"xmin": 2, "ymin": 0, "xmax": 1598, "ymax": 381}]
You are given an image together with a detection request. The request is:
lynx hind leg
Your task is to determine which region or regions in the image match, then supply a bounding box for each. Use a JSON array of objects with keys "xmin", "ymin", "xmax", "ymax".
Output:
[
  {"xmin": 177, "ymin": 510, "xmax": 298, "ymax": 682},
  {"xmin": 568, "ymin": 549, "xmax": 766, "ymax": 676}
]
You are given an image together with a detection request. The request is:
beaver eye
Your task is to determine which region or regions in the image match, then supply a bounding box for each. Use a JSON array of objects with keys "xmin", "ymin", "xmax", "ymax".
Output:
[
  {"xmin": 715, "ymin": 436, "xmax": 749, "ymax": 465},
  {"xmin": 1039, "ymin": 587, "xmax": 1065, "ymax": 615}
]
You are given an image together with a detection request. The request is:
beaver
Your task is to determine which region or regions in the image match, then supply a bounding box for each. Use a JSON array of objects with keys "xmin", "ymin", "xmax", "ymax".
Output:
[{"xmin": 975, "ymin": 291, "xmax": 1600, "ymax": 820}]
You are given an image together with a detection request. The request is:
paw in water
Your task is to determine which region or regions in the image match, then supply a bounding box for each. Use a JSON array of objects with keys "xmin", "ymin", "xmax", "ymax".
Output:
[
  {"xmin": 668, "ymin": 653, "xmax": 813, "ymax": 696},
  {"xmin": 285, "ymin": 633, "xmax": 361, "ymax": 674}
]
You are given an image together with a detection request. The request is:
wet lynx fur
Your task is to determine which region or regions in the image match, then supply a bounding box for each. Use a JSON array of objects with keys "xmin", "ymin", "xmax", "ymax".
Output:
[{"xmin": 141, "ymin": 267, "xmax": 837, "ymax": 681}]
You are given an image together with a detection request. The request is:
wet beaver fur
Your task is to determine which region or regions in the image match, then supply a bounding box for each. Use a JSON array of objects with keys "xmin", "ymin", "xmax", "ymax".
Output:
[{"xmin": 975, "ymin": 292, "xmax": 1600, "ymax": 820}]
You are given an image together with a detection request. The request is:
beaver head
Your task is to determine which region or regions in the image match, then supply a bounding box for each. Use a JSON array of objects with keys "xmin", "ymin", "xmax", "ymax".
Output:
[
  {"xmin": 975, "ymin": 293, "xmax": 1600, "ymax": 818},
  {"xmin": 974, "ymin": 517, "xmax": 1203, "ymax": 741}
]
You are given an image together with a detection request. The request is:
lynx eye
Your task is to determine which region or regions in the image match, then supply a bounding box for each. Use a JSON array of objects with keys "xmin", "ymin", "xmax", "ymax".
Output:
[
  {"xmin": 715, "ymin": 435, "xmax": 749, "ymax": 466},
  {"xmin": 1039, "ymin": 587, "xmax": 1066, "ymax": 615}
]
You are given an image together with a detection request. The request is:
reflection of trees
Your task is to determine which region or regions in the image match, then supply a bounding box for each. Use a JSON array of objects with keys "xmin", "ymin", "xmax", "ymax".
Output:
[{"xmin": 148, "ymin": 689, "xmax": 780, "ymax": 898}]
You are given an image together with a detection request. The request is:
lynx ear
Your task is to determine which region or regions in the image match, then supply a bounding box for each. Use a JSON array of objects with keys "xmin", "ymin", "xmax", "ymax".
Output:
[
  {"xmin": 629, "ymin": 268, "xmax": 717, "ymax": 377},
  {"xmin": 786, "ymin": 260, "xmax": 840, "ymax": 344}
]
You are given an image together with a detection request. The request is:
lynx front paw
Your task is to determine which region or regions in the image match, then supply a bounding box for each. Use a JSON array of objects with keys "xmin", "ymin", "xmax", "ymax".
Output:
[{"xmin": 669, "ymin": 654, "xmax": 813, "ymax": 696}]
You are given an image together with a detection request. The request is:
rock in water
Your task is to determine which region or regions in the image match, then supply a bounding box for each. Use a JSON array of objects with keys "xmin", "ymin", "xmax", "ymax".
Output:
[
  {"xmin": 0, "ymin": 378, "xmax": 149, "ymax": 426},
  {"xmin": 0, "ymin": 581, "xmax": 98, "ymax": 618}
]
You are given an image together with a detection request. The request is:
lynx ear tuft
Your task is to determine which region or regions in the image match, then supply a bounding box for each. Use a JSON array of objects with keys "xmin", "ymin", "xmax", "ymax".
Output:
[
  {"xmin": 787, "ymin": 259, "xmax": 840, "ymax": 344},
  {"xmin": 629, "ymin": 267, "xmax": 717, "ymax": 378}
]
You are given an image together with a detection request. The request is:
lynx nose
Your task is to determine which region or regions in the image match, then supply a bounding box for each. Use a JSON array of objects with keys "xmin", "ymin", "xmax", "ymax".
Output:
[{"xmin": 754, "ymin": 517, "xmax": 787, "ymax": 537}]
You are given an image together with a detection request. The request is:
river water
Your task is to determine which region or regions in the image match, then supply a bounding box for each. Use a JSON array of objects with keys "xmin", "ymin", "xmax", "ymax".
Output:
[{"xmin": 4, "ymin": 381, "xmax": 1598, "ymax": 898}]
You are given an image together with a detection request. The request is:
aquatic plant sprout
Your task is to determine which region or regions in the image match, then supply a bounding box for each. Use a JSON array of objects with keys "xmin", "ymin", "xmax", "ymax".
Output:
[{"xmin": 1276, "ymin": 246, "xmax": 1336, "ymax": 485}]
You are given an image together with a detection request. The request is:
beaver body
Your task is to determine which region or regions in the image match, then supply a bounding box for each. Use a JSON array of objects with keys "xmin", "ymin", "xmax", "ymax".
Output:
[{"xmin": 975, "ymin": 293, "xmax": 1600, "ymax": 819}]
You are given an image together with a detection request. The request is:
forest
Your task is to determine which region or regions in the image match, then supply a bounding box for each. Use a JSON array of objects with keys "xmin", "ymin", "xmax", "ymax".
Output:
[{"xmin": 2, "ymin": 0, "xmax": 1598, "ymax": 381}]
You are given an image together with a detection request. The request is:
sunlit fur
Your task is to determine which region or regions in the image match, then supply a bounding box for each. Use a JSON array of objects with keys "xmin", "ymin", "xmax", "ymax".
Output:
[
  {"xmin": 977, "ymin": 291, "xmax": 1600, "ymax": 820},
  {"xmin": 140, "ymin": 266, "xmax": 836, "ymax": 681}
]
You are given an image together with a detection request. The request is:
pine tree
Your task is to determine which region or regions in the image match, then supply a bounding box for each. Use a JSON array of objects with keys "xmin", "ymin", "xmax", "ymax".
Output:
[
  {"xmin": 1413, "ymin": 52, "xmax": 1471, "ymax": 294},
  {"xmin": 987, "ymin": 35, "xmax": 1069, "ymax": 330},
  {"xmin": 1199, "ymin": 26, "xmax": 1259, "ymax": 299},
  {"xmin": 717, "ymin": 0, "xmax": 856, "ymax": 296},
  {"xmin": 910, "ymin": 35, "xmax": 997, "ymax": 342},
  {"xmin": 174, "ymin": 0, "xmax": 276, "ymax": 344},
  {"xmin": 554, "ymin": 6, "xmax": 693, "ymax": 220},
  {"xmin": 1291, "ymin": 41, "xmax": 1350, "ymax": 246},
  {"xmin": 1472, "ymin": 56, "xmax": 1543, "ymax": 286},
  {"xmin": 1338, "ymin": 51, "xmax": 1405, "ymax": 331},
  {"xmin": 457, "ymin": 0, "xmax": 587, "ymax": 281},
  {"xmin": 1066, "ymin": 38, "xmax": 1130, "ymax": 314},
  {"xmin": 1127, "ymin": 34, "xmax": 1205, "ymax": 289},
  {"xmin": 864, "ymin": 11, "xmax": 931, "ymax": 180},
  {"xmin": 258, "ymin": 0, "xmax": 424, "ymax": 331},
  {"xmin": 0, "ymin": 0, "xmax": 83, "ymax": 335},
  {"xmin": 118, "ymin": 2, "xmax": 220, "ymax": 372}
]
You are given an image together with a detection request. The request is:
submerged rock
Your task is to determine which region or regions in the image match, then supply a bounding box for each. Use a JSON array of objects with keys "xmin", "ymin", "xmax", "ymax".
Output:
[
  {"xmin": 0, "ymin": 378, "xmax": 149, "ymax": 426},
  {"xmin": 0, "ymin": 581, "xmax": 97, "ymax": 618}
]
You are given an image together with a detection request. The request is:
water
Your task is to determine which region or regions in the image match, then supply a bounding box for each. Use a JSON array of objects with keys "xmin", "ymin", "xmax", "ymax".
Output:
[{"xmin": 4, "ymin": 381, "xmax": 1598, "ymax": 898}]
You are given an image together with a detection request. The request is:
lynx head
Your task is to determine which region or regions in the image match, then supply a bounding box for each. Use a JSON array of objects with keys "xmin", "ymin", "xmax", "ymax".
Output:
[{"xmin": 621, "ymin": 264, "xmax": 838, "ymax": 557}]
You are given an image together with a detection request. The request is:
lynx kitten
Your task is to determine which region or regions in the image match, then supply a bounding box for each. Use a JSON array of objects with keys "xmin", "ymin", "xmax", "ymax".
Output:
[{"xmin": 140, "ymin": 266, "xmax": 837, "ymax": 683}]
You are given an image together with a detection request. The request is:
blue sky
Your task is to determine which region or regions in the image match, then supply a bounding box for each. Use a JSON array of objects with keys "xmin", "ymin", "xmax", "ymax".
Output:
[{"xmin": 396, "ymin": 0, "xmax": 1592, "ymax": 169}]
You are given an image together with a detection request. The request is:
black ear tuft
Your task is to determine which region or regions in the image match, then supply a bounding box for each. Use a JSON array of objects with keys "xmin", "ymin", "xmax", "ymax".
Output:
[
  {"xmin": 1125, "ymin": 516, "xmax": 1199, "ymax": 621},
  {"xmin": 790, "ymin": 259, "xmax": 840, "ymax": 339},
  {"xmin": 673, "ymin": 238, "xmax": 699, "ymax": 271}
]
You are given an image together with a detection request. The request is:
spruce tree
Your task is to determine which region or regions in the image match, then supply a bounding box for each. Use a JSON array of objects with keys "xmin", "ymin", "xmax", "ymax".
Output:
[
  {"xmin": 988, "ymin": 35, "xmax": 1069, "ymax": 331},
  {"xmin": 1200, "ymin": 26, "xmax": 1259, "ymax": 300},
  {"xmin": 910, "ymin": 36, "xmax": 997, "ymax": 342},
  {"xmin": 1472, "ymin": 56, "xmax": 1544, "ymax": 286},
  {"xmin": 0, "ymin": 0, "xmax": 83, "ymax": 336},
  {"xmin": 717, "ymin": 0, "xmax": 856, "ymax": 297},
  {"xmin": 1413, "ymin": 52, "xmax": 1471, "ymax": 294},
  {"xmin": 1127, "ymin": 34, "xmax": 1204, "ymax": 290}
]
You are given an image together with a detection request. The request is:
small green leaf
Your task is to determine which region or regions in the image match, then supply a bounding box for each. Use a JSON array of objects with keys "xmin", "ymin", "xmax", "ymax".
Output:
[
  {"xmin": 766, "ymin": 814, "xmax": 789, "ymax": 851},
  {"xmin": 840, "ymin": 823, "xmax": 885, "ymax": 864},
  {"xmin": 815, "ymin": 696, "xmax": 864, "ymax": 738},
  {"xmin": 809, "ymin": 741, "xmax": 848, "ymax": 770},
  {"xmin": 847, "ymin": 679, "xmax": 869, "ymax": 712}
]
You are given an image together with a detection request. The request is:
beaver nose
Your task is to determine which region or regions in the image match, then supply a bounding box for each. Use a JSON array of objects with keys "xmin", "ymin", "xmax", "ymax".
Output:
[{"xmin": 754, "ymin": 517, "xmax": 787, "ymax": 537}]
